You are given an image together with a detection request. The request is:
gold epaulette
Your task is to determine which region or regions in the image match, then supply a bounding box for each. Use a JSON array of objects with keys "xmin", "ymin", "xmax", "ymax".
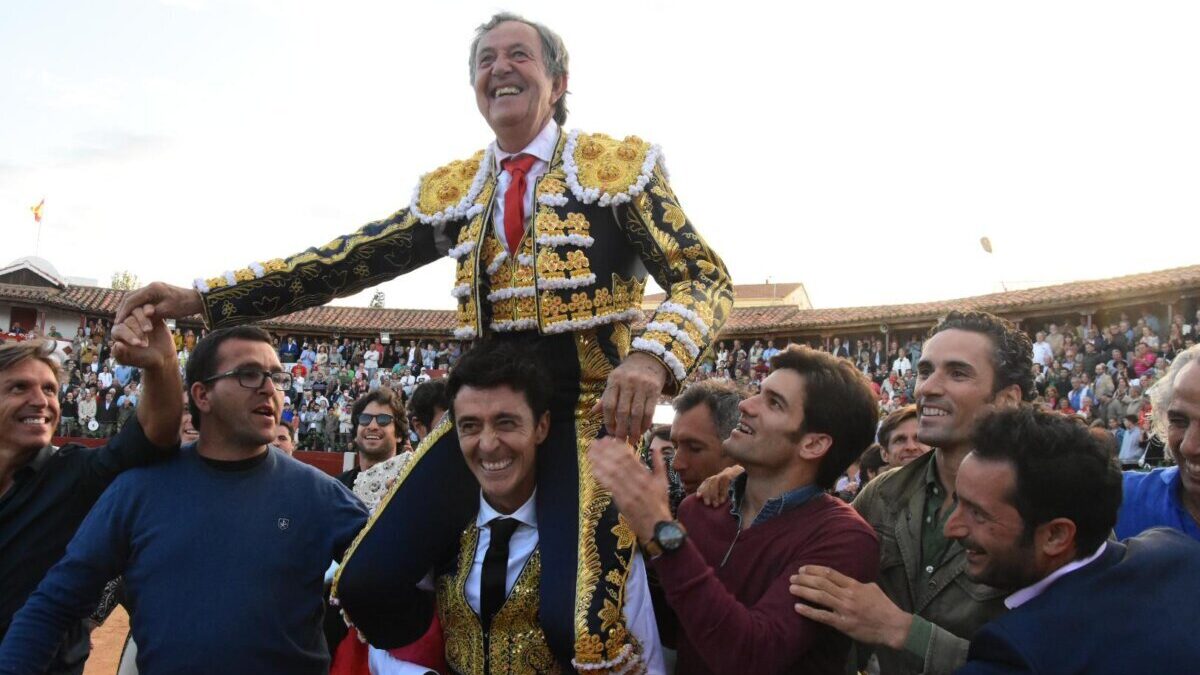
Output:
[
  {"xmin": 410, "ymin": 148, "xmax": 493, "ymax": 225},
  {"xmin": 563, "ymin": 131, "xmax": 661, "ymax": 208}
]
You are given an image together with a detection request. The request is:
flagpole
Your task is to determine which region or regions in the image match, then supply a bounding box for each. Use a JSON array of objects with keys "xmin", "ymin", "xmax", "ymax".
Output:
[{"xmin": 34, "ymin": 220, "xmax": 42, "ymax": 257}]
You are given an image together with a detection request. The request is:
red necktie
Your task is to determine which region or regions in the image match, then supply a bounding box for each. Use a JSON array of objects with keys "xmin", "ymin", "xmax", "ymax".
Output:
[{"xmin": 501, "ymin": 153, "xmax": 537, "ymax": 255}]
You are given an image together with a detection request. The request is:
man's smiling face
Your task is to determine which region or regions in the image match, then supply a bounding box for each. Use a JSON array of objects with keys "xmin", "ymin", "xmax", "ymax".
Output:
[
  {"xmin": 0, "ymin": 359, "xmax": 61, "ymax": 455},
  {"xmin": 472, "ymin": 20, "xmax": 565, "ymax": 150}
]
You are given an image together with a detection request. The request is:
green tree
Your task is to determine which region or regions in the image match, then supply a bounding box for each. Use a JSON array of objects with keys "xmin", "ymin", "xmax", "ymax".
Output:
[{"xmin": 111, "ymin": 270, "xmax": 140, "ymax": 291}]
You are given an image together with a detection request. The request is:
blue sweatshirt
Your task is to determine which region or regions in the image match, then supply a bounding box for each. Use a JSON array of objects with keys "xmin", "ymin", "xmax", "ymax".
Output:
[{"xmin": 0, "ymin": 446, "xmax": 368, "ymax": 674}]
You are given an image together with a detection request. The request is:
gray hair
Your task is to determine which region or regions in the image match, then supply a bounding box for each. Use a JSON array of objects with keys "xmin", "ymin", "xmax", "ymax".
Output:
[
  {"xmin": 673, "ymin": 380, "xmax": 744, "ymax": 441},
  {"xmin": 1148, "ymin": 344, "xmax": 1200, "ymax": 440},
  {"xmin": 468, "ymin": 12, "xmax": 570, "ymax": 125}
]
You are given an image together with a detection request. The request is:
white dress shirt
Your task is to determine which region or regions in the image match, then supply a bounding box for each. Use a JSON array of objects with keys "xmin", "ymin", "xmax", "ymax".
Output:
[
  {"xmin": 468, "ymin": 489, "xmax": 666, "ymax": 674},
  {"xmin": 490, "ymin": 121, "xmax": 560, "ymax": 252},
  {"xmin": 1004, "ymin": 541, "xmax": 1108, "ymax": 609}
]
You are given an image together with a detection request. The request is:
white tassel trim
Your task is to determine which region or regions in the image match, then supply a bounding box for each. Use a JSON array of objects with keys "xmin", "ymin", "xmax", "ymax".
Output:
[
  {"xmin": 541, "ymin": 308, "xmax": 643, "ymax": 335},
  {"xmin": 193, "ymin": 278, "xmax": 210, "ymax": 293},
  {"xmin": 249, "ymin": 262, "xmax": 265, "ymax": 278},
  {"xmin": 573, "ymin": 643, "xmax": 640, "ymax": 673},
  {"xmin": 222, "ymin": 270, "xmax": 237, "ymax": 287},
  {"xmin": 536, "ymin": 274, "xmax": 596, "ymax": 291},
  {"xmin": 656, "ymin": 301, "xmax": 710, "ymax": 337},
  {"xmin": 644, "ymin": 320, "xmax": 700, "ymax": 358},
  {"xmin": 563, "ymin": 129, "xmax": 663, "ymax": 208},
  {"xmin": 517, "ymin": 253, "xmax": 535, "ymax": 266},
  {"xmin": 490, "ymin": 318, "xmax": 539, "ymax": 332},
  {"xmin": 485, "ymin": 251, "xmax": 508, "ymax": 276},
  {"xmin": 450, "ymin": 284, "xmax": 472, "ymax": 299},
  {"xmin": 535, "ymin": 233, "xmax": 595, "ymax": 248},
  {"xmin": 631, "ymin": 337, "xmax": 688, "ymax": 382},
  {"xmin": 537, "ymin": 192, "xmax": 568, "ymax": 207},
  {"xmin": 486, "ymin": 285, "xmax": 537, "ymax": 302},
  {"xmin": 409, "ymin": 147, "xmax": 494, "ymax": 225},
  {"xmin": 448, "ymin": 240, "xmax": 476, "ymax": 261},
  {"xmin": 453, "ymin": 326, "xmax": 478, "ymax": 340}
]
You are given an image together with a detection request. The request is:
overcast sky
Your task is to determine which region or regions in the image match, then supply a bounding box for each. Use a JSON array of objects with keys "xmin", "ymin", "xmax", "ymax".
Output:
[{"xmin": 3, "ymin": 0, "xmax": 1198, "ymax": 311}]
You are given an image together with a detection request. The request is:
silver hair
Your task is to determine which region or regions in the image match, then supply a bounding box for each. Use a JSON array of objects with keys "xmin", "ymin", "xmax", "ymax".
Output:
[
  {"xmin": 1148, "ymin": 344, "xmax": 1200, "ymax": 440},
  {"xmin": 673, "ymin": 380, "xmax": 745, "ymax": 441},
  {"xmin": 468, "ymin": 12, "xmax": 570, "ymax": 125}
]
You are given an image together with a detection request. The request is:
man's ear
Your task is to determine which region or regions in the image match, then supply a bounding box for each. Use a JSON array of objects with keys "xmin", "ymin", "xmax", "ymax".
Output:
[
  {"xmin": 551, "ymin": 73, "xmax": 569, "ymax": 106},
  {"xmin": 995, "ymin": 383, "xmax": 1024, "ymax": 409},
  {"xmin": 190, "ymin": 381, "xmax": 211, "ymax": 415},
  {"xmin": 534, "ymin": 410, "xmax": 551, "ymax": 445},
  {"xmin": 797, "ymin": 432, "xmax": 833, "ymax": 462},
  {"xmin": 1037, "ymin": 517, "xmax": 1078, "ymax": 558}
]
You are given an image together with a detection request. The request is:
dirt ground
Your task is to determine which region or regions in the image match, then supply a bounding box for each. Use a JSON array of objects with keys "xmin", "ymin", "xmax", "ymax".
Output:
[{"xmin": 84, "ymin": 606, "xmax": 128, "ymax": 675}]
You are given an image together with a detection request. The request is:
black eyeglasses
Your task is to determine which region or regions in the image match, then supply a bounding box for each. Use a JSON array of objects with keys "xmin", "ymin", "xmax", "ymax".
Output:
[
  {"xmin": 358, "ymin": 413, "xmax": 394, "ymax": 427},
  {"xmin": 203, "ymin": 368, "xmax": 293, "ymax": 391}
]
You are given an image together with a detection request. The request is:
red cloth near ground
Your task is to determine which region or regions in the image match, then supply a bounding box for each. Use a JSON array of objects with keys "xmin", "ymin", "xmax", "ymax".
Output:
[{"xmin": 329, "ymin": 615, "xmax": 447, "ymax": 675}]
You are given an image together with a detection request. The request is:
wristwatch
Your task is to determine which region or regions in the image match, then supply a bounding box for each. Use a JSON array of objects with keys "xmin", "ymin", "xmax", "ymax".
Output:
[{"xmin": 644, "ymin": 520, "xmax": 688, "ymax": 557}]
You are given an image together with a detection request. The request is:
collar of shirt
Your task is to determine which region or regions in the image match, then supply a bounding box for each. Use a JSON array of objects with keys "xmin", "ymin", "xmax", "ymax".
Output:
[
  {"xmin": 28, "ymin": 445, "xmax": 55, "ymax": 473},
  {"xmin": 491, "ymin": 120, "xmax": 559, "ymax": 172},
  {"xmin": 476, "ymin": 488, "xmax": 538, "ymax": 530},
  {"xmin": 1004, "ymin": 541, "xmax": 1108, "ymax": 609},
  {"xmin": 728, "ymin": 472, "xmax": 823, "ymax": 527}
]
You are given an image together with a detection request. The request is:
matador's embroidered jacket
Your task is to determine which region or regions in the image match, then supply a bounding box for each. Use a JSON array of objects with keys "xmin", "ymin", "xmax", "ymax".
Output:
[{"xmin": 194, "ymin": 129, "xmax": 733, "ymax": 388}]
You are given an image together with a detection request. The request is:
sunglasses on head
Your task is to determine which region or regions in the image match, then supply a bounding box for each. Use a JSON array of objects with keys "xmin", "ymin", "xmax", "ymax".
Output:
[{"xmin": 358, "ymin": 413, "xmax": 394, "ymax": 427}]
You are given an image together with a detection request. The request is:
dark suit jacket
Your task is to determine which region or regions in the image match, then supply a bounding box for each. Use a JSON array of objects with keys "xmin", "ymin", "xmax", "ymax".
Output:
[{"xmin": 958, "ymin": 528, "xmax": 1200, "ymax": 674}]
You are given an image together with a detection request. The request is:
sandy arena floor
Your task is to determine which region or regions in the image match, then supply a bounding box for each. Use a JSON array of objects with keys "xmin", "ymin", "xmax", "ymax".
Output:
[{"xmin": 84, "ymin": 607, "xmax": 129, "ymax": 675}]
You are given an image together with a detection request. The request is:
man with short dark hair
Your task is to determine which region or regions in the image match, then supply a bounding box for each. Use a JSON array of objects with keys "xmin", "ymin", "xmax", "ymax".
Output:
[
  {"xmin": 337, "ymin": 343, "xmax": 664, "ymax": 673},
  {"xmin": 790, "ymin": 310, "xmax": 1031, "ymax": 675},
  {"xmin": 591, "ymin": 345, "xmax": 880, "ymax": 674},
  {"xmin": 0, "ymin": 321, "xmax": 181, "ymax": 675},
  {"xmin": 408, "ymin": 379, "xmax": 449, "ymax": 442},
  {"xmin": 0, "ymin": 327, "xmax": 368, "ymax": 673},
  {"xmin": 951, "ymin": 407, "xmax": 1200, "ymax": 674},
  {"xmin": 273, "ymin": 421, "xmax": 296, "ymax": 455},
  {"xmin": 669, "ymin": 379, "xmax": 742, "ymax": 494}
]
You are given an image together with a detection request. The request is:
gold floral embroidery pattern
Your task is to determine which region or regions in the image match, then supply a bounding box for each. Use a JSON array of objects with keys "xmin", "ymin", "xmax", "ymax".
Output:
[
  {"xmin": 572, "ymin": 134, "xmax": 650, "ymax": 195},
  {"xmin": 417, "ymin": 151, "xmax": 486, "ymax": 216},
  {"xmin": 438, "ymin": 528, "xmax": 561, "ymax": 675}
]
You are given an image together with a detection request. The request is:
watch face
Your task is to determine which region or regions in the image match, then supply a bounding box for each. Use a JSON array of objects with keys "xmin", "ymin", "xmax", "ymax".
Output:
[{"xmin": 656, "ymin": 522, "xmax": 686, "ymax": 550}]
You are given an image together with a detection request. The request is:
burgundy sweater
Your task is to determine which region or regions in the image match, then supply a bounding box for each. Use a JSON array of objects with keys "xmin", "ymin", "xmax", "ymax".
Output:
[{"xmin": 654, "ymin": 493, "xmax": 879, "ymax": 675}]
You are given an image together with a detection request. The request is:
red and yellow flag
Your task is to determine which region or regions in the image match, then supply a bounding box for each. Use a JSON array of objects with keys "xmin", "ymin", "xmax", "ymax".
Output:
[{"xmin": 30, "ymin": 198, "xmax": 44, "ymax": 223}]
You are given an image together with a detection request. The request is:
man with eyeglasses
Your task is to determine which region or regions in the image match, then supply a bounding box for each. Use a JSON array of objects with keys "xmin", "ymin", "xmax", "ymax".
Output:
[
  {"xmin": 338, "ymin": 387, "xmax": 408, "ymax": 490},
  {"xmin": 0, "ymin": 326, "xmax": 369, "ymax": 674}
]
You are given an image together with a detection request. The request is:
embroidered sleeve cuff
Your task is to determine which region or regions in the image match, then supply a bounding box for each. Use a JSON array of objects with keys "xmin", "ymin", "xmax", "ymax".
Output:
[{"xmin": 630, "ymin": 338, "xmax": 685, "ymax": 394}]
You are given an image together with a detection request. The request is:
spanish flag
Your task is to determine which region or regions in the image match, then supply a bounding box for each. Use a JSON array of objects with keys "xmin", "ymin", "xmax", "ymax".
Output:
[{"xmin": 30, "ymin": 199, "xmax": 44, "ymax": 223}]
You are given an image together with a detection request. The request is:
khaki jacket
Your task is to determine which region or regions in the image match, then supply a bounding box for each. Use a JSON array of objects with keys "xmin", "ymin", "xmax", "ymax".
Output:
[{"xmin": 852, "ymin": 452, "xmax": 1007, "ymax": 675}]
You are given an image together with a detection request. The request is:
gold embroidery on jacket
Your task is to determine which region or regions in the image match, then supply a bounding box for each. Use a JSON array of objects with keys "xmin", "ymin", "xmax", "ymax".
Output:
[{"xmin": 437, "ymin": 526, "xmax": 561, "ymax": 675}]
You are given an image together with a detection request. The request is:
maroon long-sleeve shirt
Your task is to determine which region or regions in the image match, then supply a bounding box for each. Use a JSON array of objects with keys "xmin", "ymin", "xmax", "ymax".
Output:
[{"xmin": 654, "ymin": 493, "xmax": 879, "ymax": 675}]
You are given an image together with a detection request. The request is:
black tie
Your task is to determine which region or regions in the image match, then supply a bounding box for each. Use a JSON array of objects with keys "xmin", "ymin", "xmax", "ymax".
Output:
[{"xmin": 480, "ymin": 517, "xmax": 520, "ymax": 633}]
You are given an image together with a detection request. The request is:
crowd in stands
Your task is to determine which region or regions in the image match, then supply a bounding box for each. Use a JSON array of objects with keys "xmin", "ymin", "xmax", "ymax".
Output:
[
  {"xmin": 15, "ymin": 319, "xmax": 467, "ymax": 452},
  {"xmin": 15, "ymin": 305, "xmax": 1194, "ymax": 471}
]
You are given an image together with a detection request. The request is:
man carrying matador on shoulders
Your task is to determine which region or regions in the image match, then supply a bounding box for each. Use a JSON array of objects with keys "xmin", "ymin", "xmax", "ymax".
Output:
[{"xmin": 118, "ymin": 12, "xmax": 732, "ymax": 674}]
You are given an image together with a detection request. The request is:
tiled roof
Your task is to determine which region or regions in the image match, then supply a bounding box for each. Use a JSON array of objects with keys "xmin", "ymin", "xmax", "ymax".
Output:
[
  {"xmin": 2, "ymin": 263, "xmax": 1197, "ymax": 338},
  {"xmin": 260, "ymin": 305, "xmax": 456, "ymax": 336},
  {"xmin": 761, "ymin": 263, "xmax": 1200, "ymax": 334}
]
